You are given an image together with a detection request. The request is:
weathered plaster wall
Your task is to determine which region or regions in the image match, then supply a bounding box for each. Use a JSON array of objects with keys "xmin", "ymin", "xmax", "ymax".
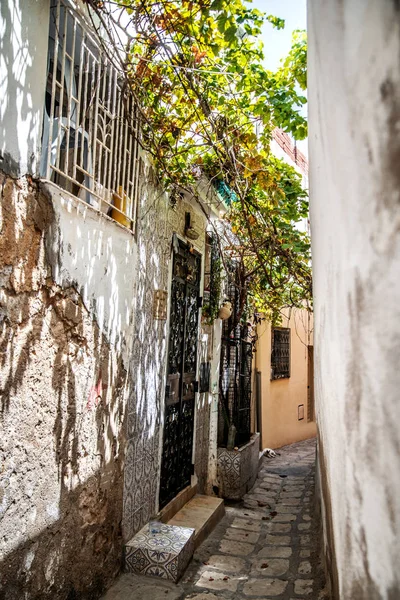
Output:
[
  {"xmin": 0, "ymin": 174, "xmax": 131, "ymax": 599},
  {"xmin": 0, "ymin": 5, "xmax": 140, "ymax": 594},
  {"xmin": 44, "ymin": 183, "xmax": 137, "ymax": 359},
  {"xmin": 256, "ymin": 309, "xmax": 315, "ymax": 450},
  {"xmin": 0, "ymin": 167, "xmax": 215, "ymax": 598},
  {"xmin": 205, "ymin": 319, "xmax": 222, "ymax": 495},
  {"xmin": 195, "ymin": 324, "xmax": 214, "ymax": 494},
  {"xmin": 308, "ymin": 1, "xmax": 400, "ymax": 597}
]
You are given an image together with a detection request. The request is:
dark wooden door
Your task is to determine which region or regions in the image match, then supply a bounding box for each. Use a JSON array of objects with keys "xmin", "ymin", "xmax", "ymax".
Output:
[{"xmin": 159, "ymin": 238, "xmax": 201, "ymax": 509}]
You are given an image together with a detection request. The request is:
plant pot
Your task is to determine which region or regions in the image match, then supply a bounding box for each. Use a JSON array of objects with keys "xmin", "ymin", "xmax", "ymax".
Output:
[{"xmin": 218, "ymin": 301, "xmax": 232, "ymax": 320}]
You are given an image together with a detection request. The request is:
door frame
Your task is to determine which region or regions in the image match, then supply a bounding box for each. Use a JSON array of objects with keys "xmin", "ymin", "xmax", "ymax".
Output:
[{"xmin": 157, "ymin": 234, "xmax": 203, "ymax": 510}]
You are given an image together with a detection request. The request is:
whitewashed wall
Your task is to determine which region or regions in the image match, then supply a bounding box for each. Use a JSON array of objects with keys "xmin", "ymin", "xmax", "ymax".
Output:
[
  {"xmin": 308, "ymin": 1, "xmax": 400, "ymax": 598},
  {"xmin": 0, "ymin": 2, "xmax": 137, "ymax": 596},
  {"xmin": 44, "ymin": 184, "xmax": 137, "ymax": 363},
  {"xmin": 0, "ymin": 0, "xmax": 49, "ymax": 176}
]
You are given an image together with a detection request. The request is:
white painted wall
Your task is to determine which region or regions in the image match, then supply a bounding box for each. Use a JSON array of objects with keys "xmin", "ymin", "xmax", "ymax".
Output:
[
  {"xmin": 207, "ymin": 318, "xmax": 222, "ymax": 493},
  {"xmin": 44, "ymin": 183, "xmax": 137, "ymax": 365},
  {"xmin": 308, "ymin": 1, "xmax": 400, "ymax": 597},
  {"xmin": 271, "ymin": 138, "xmax": 308, "ymax": 188},
  {"xmin": 0, "ymin": 0, "xmax": 49, "ymax": 176},
  {"xmin": 271, "ymin": 138, "xmax": 309, "ymax": 234},
  {"xmin": 0, "ymin": 0, "xmax": 138, "ymax": 362}
]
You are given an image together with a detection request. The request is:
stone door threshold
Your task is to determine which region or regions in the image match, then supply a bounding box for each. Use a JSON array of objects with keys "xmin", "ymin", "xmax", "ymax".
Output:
[
  {"xmin": 124, "ymin": 495, "xmax": 225, "ymax": 582},
  {"xmin": 168, "ymin": 494, "xmax": 225, "ymax": 549}
]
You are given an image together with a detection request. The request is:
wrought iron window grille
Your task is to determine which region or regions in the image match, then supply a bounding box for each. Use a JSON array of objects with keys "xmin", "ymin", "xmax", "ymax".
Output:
[
  {"xmin": 202, "ymin": 232, "xmax": 222, "ymax": 324},
  {"xmin": 271, "ymin": 327, "xmax": 291, "ymax": 380},
  {"xmin": 40, "ymin": 0, "xmax": 140, "ymax": 232}
]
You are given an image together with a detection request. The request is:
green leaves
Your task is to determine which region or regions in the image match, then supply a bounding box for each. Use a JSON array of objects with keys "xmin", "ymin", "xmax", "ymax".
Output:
[
  {"xmin": 224, "ymin": 24, "xmax": 238, "ymax": 43},
  {"xmin": 266, "ymin": 15, "xmax": 285, "ymax": 30},
  {"xmin": 210, "ymin": 0, "xmax": 224, "ymax": 9},
  {"xmin": 91, "ymin": 0, "xmax": 311, "ymax": 318}
]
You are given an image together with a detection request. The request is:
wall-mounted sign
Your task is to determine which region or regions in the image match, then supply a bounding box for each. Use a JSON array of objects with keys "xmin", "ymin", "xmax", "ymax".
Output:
[{"xmin": 153, "ymin": 290, "xmax": 168, "ymax": 320}]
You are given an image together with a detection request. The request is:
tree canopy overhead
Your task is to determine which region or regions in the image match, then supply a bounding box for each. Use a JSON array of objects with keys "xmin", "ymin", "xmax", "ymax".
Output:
[{"xmin": 87, "ymin": 0, "xmax": 311, "ymax": 322}]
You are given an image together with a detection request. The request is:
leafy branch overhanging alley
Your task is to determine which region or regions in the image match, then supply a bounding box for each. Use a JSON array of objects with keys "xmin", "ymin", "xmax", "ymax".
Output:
[{"xmin": 87, "ymin": 0, "xmax": 311, "ymax": 323}]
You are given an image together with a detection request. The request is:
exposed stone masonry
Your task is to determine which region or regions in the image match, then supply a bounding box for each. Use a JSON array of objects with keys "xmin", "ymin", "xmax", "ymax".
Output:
[{"xmin": 0, "ymin": 173, "xmax": 128, "ymax": 599}]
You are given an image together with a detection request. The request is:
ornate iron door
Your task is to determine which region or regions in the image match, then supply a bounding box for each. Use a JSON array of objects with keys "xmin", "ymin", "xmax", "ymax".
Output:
[
  {"xmin": 159, "ymin": 238, "xmax": 201, "ymax": 509},
  {"xmin": 218, "ymin": 263, "xmax": 252, "ymax": 448}
]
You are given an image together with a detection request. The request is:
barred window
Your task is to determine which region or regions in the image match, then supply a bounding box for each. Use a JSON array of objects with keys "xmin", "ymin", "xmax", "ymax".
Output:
[
  {"xmin": 40, "ymin": 0, "xmax": 139, "ymax": 231},
  {"xmin": 271, "ymin": 327, "xmax": 290, "ymax": 380}
]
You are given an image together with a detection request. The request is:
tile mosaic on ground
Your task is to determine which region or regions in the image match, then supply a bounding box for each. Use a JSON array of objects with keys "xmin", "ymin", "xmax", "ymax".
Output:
[{"xmin": 102, "ymin": 438, "xmax": 330, "ymax": 600}]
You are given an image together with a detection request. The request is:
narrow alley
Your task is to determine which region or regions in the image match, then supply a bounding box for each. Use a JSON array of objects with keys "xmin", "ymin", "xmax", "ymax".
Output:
[
  {"xmin": 3, "ymin": 1, "xmax": 400, "ymax": 597},
  {"xmin": 103, "ymin": 438, "xmax": 327, "ymax": 600}
]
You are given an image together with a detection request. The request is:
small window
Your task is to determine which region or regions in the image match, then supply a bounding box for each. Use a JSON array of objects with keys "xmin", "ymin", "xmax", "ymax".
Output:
[
  {"xmin": 40, "ymin": 0, "xmax": 139, "ymax": 231},
  {"xmin": 271, "ymin": 327, "xmax": 290, "ymax": 380}
]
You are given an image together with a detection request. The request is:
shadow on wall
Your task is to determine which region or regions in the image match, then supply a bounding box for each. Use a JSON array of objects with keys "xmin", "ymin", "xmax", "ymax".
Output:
[
  {"xmin": 122, "ymin": 174, "xmax": 211, "ymax": 539},
  {"xmin": 0, "ymin": 473, "xmax": 124, "ymax": 600},
  {"xmin": 0, "ymin": 4, "xmax": 168, "ymax": 594},
  {"xmin": 0, "ymin": 0, "xmax": 49, "ymax": 177},
  {"xmin": 0, "ymin": 173, "xmax": 130, "ymax": 598}
]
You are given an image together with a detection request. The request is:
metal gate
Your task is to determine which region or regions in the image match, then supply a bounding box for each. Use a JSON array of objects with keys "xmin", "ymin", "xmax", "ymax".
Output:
[
  {"xmin": 159, "ymin": 238, "xmax": 201, "ymax": 509},
  {"xmin": 219, "ymin": 330, "xmax": 252, "ymax": 447},
  {"xmin": 218, "ymin": 264, "xmax": 252, "ymax": 448}
]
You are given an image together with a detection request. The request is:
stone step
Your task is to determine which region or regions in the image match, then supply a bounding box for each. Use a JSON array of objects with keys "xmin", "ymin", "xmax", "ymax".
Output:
[
  {"xmin": 158, "ymin": 482, "xmax": 198, "ymax": 524},
  {"xmin": 125, "ymin": 522, "xmax": 195, "ymax": 583},
  {"xmin": 167, "ymin": 494, "xmax": 225, "ymax": 549},
  {"xmin": 124, "ymin": 495, "xmax": 224, "ymax": 583}
]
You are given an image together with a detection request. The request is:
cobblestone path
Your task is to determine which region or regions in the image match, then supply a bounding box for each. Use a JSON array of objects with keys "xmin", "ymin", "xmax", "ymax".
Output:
[{"xmin": 103, "ymin": 437, "xmax": 328, "ymax": 600}]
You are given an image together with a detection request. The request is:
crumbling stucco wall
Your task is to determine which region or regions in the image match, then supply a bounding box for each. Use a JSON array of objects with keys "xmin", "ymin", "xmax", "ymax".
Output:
[
  {"xmin": 0, "ymin": 165, "xmax": 214, "ymax": 597},
  {"xmin": 0, "ymin": 173, "xmax": 135, "ymax": 599},
  {"xmin": 308, "ymin": 1, "xmax": 400, "ymax": 598},
  {"xmin": 0, "ymin": 2, "xmax": 138, "ymax": 594}
]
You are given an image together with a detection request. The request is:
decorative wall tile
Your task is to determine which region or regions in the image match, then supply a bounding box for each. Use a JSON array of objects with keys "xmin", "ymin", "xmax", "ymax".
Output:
[
  {"xmin": 125, "ymin": 523, "xmax": 195, "ymax": 582},
  {"xmin": 133, "ymin": 507, "xmax": 144, "ymax": 533},
  {"xmin": 127, "ymin": 410, "xmax": 138, "ymax": 439},
  {"xmin": 217, "ymin": 434, "xmax": 260, "ymax": 500},
  {"xmin": 123, "ymin": 173, "xmax": 210, "ymax": 541}
]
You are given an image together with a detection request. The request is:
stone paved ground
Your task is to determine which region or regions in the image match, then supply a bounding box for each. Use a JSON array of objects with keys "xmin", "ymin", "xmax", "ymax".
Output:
[{"xmin": 103, "ymin": 438, "xmax": 329, "ymax": 600}]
